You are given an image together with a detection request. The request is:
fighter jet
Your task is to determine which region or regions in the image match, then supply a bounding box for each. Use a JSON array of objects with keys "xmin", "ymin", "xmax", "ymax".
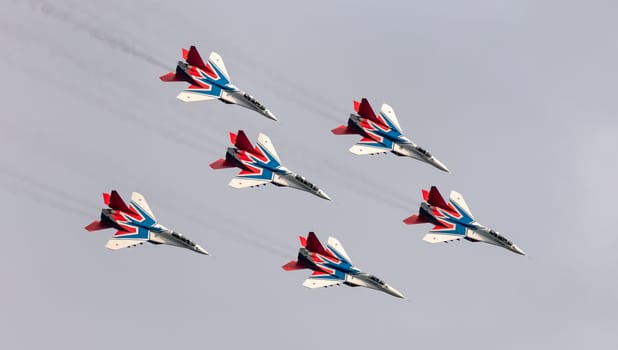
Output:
[
  {"xmin": 85, "ymin": 191, "xmax": 208, "ymax": 255},
  {"xmin": 283, "ymin": 232, "xmax": 404, "ymax": 298},
  {"xmin": 403, "ymin": 186, "xmax": 525, "ymax": 255},
  {"xmin": 160, "ymin": 45, "xmax": 277, "ymax": 121},
  {"xmin": 332, "ymin": 98, "xmax": 449, "ymax": 172},
  {"xmin": 210, "ymin": 130, "xmax": 331, "ymax": 200}
]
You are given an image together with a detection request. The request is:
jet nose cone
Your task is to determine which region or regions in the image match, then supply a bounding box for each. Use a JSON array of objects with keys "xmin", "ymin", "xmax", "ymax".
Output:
[
  {"xmin": 432, "ymin": 158, "xmax": 450, "ymax": 173},
  {"xmin": 511, "ymin": 244, "xmax": 526, "ymax": 256},
  {"xmin": 316, "ymin": 190, "xmax": 332, "ymax": 201},
  {"xmin": 195, "ymin": 245, "xmax": 209, "ymax": 255},
  {"xmin": 386, "ymin": 285, "xmax": 405, "ymax": 299},
  {"xmin": 264, "ymin": 110, "xmax": 278, "ymax": 121}
]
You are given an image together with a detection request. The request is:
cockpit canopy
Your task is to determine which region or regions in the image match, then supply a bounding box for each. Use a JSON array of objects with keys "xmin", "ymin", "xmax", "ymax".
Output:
[
  {"xmin": 368, "ymin": 275, "xmax": 386, "ymax": 286},
  {"xmin": 243, "ymin": 93, "xmax": 266, "ymax": 111},
  {"xmin": 416, "ymin": 146, "xmax": 431, "ymax": 157},
  {"xmin": 488, "ymin": 230, "xmax": 512, "ymax": 245},
  {"xmin": 171, "ymin": 231, "xmax": 196, "ymax": 247},
  {"xmin": 295, "ymin": 175, "xmax": 319, "ymax": 191}
]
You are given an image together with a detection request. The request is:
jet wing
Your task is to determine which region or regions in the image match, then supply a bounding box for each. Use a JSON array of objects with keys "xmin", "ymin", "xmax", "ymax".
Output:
[
  {"xmin": 379, "ymin": 103, "xmax": 403, "ymax": 134},
  {"xmin": 349, "ymin": 140, "xmax": 392, "ymax": 155},
  {"xmin": 422, "ymin": 233, "xmax": 464, "ymax": 243},
  {"xmin": 130, "ymin": 192, "xmax": 156, "ymax": 222},
  {"xmin": 176, "ymin": 84, "xmax": 222, "ymax": 102},
  {"xmin": 448, "ymin": 191, "xmax": 475, "ymax": 220},
  {"xmin": 228, "ymin": 177, "xmax": 271, "ymax": 188},
  {"xmin": 105, "ymin": 238, "xmax": 146, "ymax": 250},
  {"xmin": 208, "ymin": 52, "xmax": 231, "ymax": 82},
  {"xmin": 303, "ymin": 277, "xmax": 344, "ymax": 289},
  {"xmin": 256, "ymin": 133, "xmax": 281, "ymax": 163},
  {"xmin": 326, "ymin": 237, "xmax": 354, "ymax": 265}
]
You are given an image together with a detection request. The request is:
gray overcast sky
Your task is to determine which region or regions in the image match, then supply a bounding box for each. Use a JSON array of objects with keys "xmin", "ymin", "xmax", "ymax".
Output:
[{"xmin": 1, "ymin": 0, "xmax": 617, "ymax": 349}]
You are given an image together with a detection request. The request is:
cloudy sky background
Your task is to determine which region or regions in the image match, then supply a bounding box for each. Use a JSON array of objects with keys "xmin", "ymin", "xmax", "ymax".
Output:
[{"xmin": 1, "ymin": 0, "xmax": 617, "ymax": 348}]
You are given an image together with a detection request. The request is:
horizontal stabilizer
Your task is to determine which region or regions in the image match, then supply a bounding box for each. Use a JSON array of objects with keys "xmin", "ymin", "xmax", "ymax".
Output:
[
  {"xmin": 233, "ymin": 130, "xmax": 255, "ymax": 152},
  {"xmin": 159, "ymin": 72, "xmax": 185, "ymax": 82},
  {"xmin": 331, "ymin": 125, "xmax": 357, "ymax": 135},
  {"xmin": 282, "ymin": 260, "xmax": 306, "ymax": 271},
  {"xmin": 427, "ymin": 186, "xmax": 450, "ymax": 211},
  {"xmin": 303, "ymin": 278, "xmax": 343, "ymax": 289},
  {"xmin": 210, "ymin": 158, "xmax": 236, "ymax": 169},
  {"xmin": 85, "ymin": 220, "xmax": 112, "ymax": 232},
  {"xmin": 423, "ymin": 233, "xmax": 463, "ymax": 243},
  {"xmin": 403, "ymin": 214, "xmax": 430, "ymax": 225}
]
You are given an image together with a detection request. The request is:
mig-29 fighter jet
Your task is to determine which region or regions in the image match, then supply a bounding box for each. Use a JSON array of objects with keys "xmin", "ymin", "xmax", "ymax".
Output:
[
  {"xmin": 332, "ymin": 98, "xmax": 449, "ymax": 172},
  {"xmin": 160, "ymin": 45, "xmax": 277, "ymax": 121},
  {"xmin": 85, "ymin": 191, "xmax": 209, "ymax": 255},
  {"xmin": 403, "ymin": 186, "xmax": 525, "ymax": 255},
  {"xmin": 210, "ymin": 130, "xmax": 331, "ymax": 200},
  {"xmin": 283, "ymin": 232, "xmax": 404, "ymax": 298}
]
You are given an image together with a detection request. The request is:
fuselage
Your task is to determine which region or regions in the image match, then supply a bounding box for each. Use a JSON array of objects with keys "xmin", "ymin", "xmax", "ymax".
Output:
[
  {"xmin": 177, "ymin": 62, "xmax": 277, "ymax": 121},
  {"xmin": 298, "ymin": 248, "xmax": 404, "ymax": 298},
  {"xmin": 226, "ymin": 148, "xmax": 331, "ymax": 200},
  {"xmin": 100, "ymin": 209, "xmax": 208, "ymax": 255},
  {"xmin": 349, "ymin": 114, "xmax": 449, "ymax": 172},
  {"xmin": 424, "ymin": 204, "xmax": 525, "ymax": 255}
]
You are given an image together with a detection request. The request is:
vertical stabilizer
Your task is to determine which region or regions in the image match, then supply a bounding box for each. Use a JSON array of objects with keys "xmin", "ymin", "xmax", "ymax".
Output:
[
  {"xmin": 427, "ymin": 186, "xmax": 450, "ymax": 211},
  {"xmin": 233, "ymin": 130, "xmax": 255, "ymax": 152}
]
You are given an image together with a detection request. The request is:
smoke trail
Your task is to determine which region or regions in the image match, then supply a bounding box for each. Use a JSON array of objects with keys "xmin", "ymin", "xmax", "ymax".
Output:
[
  {"xmin": 28, "ymin": 0, "xmax": 169, "ymax": 69},
  {"xmin": 0, "ymin": 164, "xmax": 95, "ymax": 218}
]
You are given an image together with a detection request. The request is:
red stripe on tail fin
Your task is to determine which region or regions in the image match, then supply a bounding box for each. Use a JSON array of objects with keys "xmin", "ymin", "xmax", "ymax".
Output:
[
  {"xmin": 186, "ymin": 46, "xmax": 207, "ymax": 70},
  {"xmin": 353, "ymin": 100, "xmax": 361, "ymax": 113},
  {"xmin": 108, "ymin": 191, "xmax": 136, "ymax": 215},
  {"xmin": 182, "ymin": 48, "xmax": 189, "ymax": 60},
  {"xmin": 299, "ymin": 235, "xmax": 307, "ymax": 247},
  {"xmin": 305, "ymin": 232, "xmax": 334, "ymax": 258},
  {"xmin": 234, "ymin": 130, "xmax": 255, "ymax": 152},
  {"xmin": 210, "ymin": 158, "xmax": 236, "ymax": 169},
  {"xmin": 427, "ymin": 186, "xmax": 450, "ymax": 211},
  {"xmin": 103, "ymin": 192, "xmax": 111, "ymax": 206},
  {"xmin": 85, "ymin": 220, "xmax": 112, "ymax": 232},
  {"xmin": 357, "ymin": 98, "xmax": 382, "ymax": 124},
  {"xmin": 403, "ymin": 214, "xmax": 430, "ymax": 225}
]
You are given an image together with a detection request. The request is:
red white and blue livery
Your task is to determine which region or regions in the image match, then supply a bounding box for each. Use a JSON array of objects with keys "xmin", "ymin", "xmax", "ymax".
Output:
[
  {"xmin": 403, "ymin": 186, "xmax": 525, "ymax": 255},
  {"xmin": 283, "ymin": 232, "xmax": 404, "ymax": 298},
  {"xmin": 85, "ymin": 191, "xmax": 208, "ymax": 255},
  {"xmin": 210, "ymin": 130, "xmax": 331, "ymax": 200},
  {"xmin": 160, "ymin": 45, "xmax": 277, "ymax": 121},
  {"xmin": 332, "ymin": 98, "xmax": 449, "ymax": 172}
]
